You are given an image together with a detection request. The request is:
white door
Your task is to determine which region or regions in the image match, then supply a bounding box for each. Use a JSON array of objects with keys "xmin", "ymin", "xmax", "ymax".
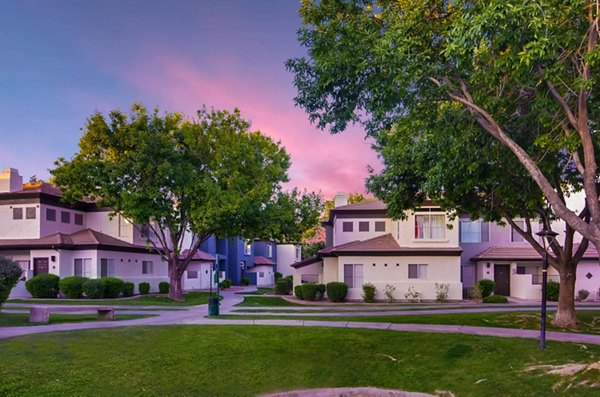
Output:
[{"xmin": 200, "ymin": 264, "xmax": 212, "ymax": 289}]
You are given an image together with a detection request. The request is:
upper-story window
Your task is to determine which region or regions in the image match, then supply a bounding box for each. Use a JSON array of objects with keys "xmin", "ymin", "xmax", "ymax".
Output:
[
  {"xmin": 26, "ymin": 207, "xmax": 36, "ymax": 219},
  {"xmin": 244, "ymin": 240, "xmax": 252, "ymax": 255},
  {"xmin": 414, "ymin": 213, "xmax": 445, "ymax": 240},
  {"xmin": 267, "ymin": 244, "xmax": 272, "ymax": 258},
  {"xmin": 358, "ymin": 221, "xmax": 370, "ymax": 232},
  {"xmin": 460, "ymin": 220, "xmax": 489, "ymax": 243},
  {"xmin": 511, "ymin": 220, "xmax": 525, "ymax": 242},
  {"xmin": 61, "ymin": 211, "xmax": 70, "ymax": 224},
  {"xmin": 46, "ymin": 208, "xmax": 56, "ymax": 222},
  {"xmin": 74, "ymin": 213, "xmax": 83, "ymax": 226},
  {"xmin": 118, "ymin": 214, "xmax": 130, "ymax": 237},
  {"xmin": 295, "ymin": 246, "xmax": 301, "ymax": 260},
  {"xmin": 342, "ymin": 221, "xmax": 353, "ymax": 232},
  {"xmin": 375, "ymin": 221, "xmax": 386, "ymax": 232},
  {"xmin": 12, "ymin": 208, "xmax": 22, "ymax": 220}
]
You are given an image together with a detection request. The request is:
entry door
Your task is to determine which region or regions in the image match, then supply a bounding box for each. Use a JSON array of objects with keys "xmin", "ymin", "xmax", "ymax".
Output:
[
  {"xmin": 494, "ymin": 264, "xmax": 510, "ymax": 296},
  {"xmin": 33, "ymin": 258, "xmax": 49, "ymax": 276}
]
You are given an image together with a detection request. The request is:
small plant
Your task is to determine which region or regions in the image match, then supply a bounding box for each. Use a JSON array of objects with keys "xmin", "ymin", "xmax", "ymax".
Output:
[
  {"xmin": 383, "ymin": 284, "xmax": 396, "ymax": 303},
  {"xmin": 102, "ymin": 277, "xmax": 125, "ymax": 298},
  {"xmin": 326, "ymin": 282, "xmax": 348, "ymax": 302},
  {"xmin": 139, "ymin": 282, "xmax": 151, "ymax": 295},
  {"xmin": 0, "ymin": 257, "xmax": 23, "ymax": 306},
  {"xmin": 404, "ymin": 286, "xmax": 421, "ymax": 303},
  {"xmin": 283, "ymin": 276, "xmax": 293, "ymax": 291},
  {"xmin": 294, "ymin": 285, "xmax": 304, "ymax": 299},
  {"xmin": 547, "ymin": 280, "xmax": 560, "ymax": 301},
  {"xmin": 122, "ymin": 282, "xmax": 135, "ymax": 297},
  {"xmin": 59, "ymin": 276, "xmax": 88, "ymax": 299},
  {"xmin": 577, "ymin": 289, "xmax": 590, "ymax": 301},
  {"xmin": 301, "ymin": 283, "xmax": 318, "ymax": 301},
  {"xmin": 435, "ymin": 283, "xmax": 449, "ymax": 303},
  {"xmin": 470, "ymin": 284, "xmax": 483, "ymax": 303},
  {"xmin": 274, "ymin": 272, "xmax": 282, "ymax": 282},
  {"xmin": 240, "ymin": 277, "xmax": 250, "ymax": 286},
  {"xmin": 478, "ymin": 279, "xmax": 495, "ymax": 298},
  {"xmin": 275, "ymin": 279, "xmax": 291, "ymax": 295},
  {"xmin": 315, "ymin": 284, "xmax": 326, "ymax": 300},
  {"xmin": 25, "ymin": 273, "xmax": 60, "ymax": 298},
  {"xmin": 219, "ymin": 279, "xmax": 232, "ymax": 289},
  {"xmin": 362, "ymin": 283, "xmax": 377, "ymax": 303},
  {"xmin": 158, "ymin": 281, "xmax": 170, "ymax": 294},
  {"xmin": 83, "ymin": 279, "xmax": 105, "ymax": 299},
  {"xmin": 483, "ymin": 295, "xmax": 509, "ymax": 303}
]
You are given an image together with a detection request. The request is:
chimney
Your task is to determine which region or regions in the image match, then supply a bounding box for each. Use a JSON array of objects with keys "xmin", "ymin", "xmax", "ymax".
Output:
[
  {"xmin": 0, "ymin": 168, "xmax": 23, "ymax": 193},
  {"xmin": 334, "ymin": 192, "xmax": 348, "ymax": 208}
]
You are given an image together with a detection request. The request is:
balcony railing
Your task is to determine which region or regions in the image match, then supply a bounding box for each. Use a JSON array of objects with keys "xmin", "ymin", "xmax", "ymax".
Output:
[{"xmin": 531, "ymin": 274, "xmax": 560, "ymax": 285}]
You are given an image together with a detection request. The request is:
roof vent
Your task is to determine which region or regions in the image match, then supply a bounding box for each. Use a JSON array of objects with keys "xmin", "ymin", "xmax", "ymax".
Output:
[{"xmin": 0, "ymin": 168, "xmax": 23, "ymax": 193}]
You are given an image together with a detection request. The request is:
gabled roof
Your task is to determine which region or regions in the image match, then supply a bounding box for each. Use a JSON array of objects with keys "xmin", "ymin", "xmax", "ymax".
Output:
[
  {"xmin": 253, "ymin": 256, "xmax": 275, "ymax": 266},
  {"xmin": 180, "ymin": 249, "xmax": 215, "ymax": 261},
  {"xmin": 332, "ymin": 200, "xmax": 388, "ymax": 211},
  {"xmin": 471, "ymin": 243, "xmax": 599, "ymax": 262}
]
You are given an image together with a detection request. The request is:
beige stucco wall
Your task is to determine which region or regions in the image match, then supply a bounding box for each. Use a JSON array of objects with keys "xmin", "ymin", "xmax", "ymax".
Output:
[
  {"xmin": 293, "ymin": 261, "xmax": 323, "ymax": 291},
  {"xmin": 0, "ymin": 204, "xmax": 41, "ymax": 239}
]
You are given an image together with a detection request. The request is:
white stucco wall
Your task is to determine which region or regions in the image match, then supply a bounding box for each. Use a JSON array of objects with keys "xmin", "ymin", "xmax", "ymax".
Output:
[
  {"xmin": 247, "ymin": 265, "xmax": 274, "ymax": 286},
  {"xmin": 0, "ymin": 203, "xmax": 41, "ymax": 239},
  {"xmin": 293, "ymin": 261, "xmax": 323, "ymax": 288},
  {"xmin": 39, "ymin": 204, "xmax": 87, "ymax": 237},
  {"xmin": 333, "ymin": 218, "xmax": 393, "ymax": 246},
  {"xmin": 276, "ymin": 244, "xmax": 301, "ymax": 277}
]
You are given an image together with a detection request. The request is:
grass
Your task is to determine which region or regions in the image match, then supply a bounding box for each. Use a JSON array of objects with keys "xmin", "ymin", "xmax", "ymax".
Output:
[
  {"xmin": 7, "ymin": 291, "xmax": 216, "ymax": 306},
  {"xmin": 0, "ymin": 312, "xmax": 153, "ymax": 327},
  {"xmin": 234, "ymin": 296, "xmax": 302, "ymax": 307},
  {"xmin": 235, "ymin": 287, "xmax": 274, "ymax": 295},
  {"xmin": 1, "ymin": 325, "xmax": 600, "ymax": 396}
]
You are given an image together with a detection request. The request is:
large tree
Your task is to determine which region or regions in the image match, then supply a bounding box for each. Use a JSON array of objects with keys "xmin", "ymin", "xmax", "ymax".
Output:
[
  {"xmin": 287, "ymin": 0, "xmax": 600, "ymax": 327},
  {"xmin": 52, "ymin": 104, "xmax": 322, "ymax": 300}
]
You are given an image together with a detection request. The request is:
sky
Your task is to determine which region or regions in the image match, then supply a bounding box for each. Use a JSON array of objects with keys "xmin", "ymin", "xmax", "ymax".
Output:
[{"xmin": 0, "ymin": 0, "xmax": 380, "ymax": 199}]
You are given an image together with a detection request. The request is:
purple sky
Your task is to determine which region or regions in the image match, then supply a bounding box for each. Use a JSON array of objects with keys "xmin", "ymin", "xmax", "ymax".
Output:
[{"xmin": 0, "ymin": 0, "xmax": 379, "ymax": 199}]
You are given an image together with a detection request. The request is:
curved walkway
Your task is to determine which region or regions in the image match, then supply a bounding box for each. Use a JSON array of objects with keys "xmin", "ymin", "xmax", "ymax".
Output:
[{"xmin": 2, "ymin": 288, "xmax": 600, "ymax": 346}]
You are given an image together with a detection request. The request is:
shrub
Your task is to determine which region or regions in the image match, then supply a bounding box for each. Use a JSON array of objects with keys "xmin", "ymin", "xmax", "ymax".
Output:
[
  {"xmin": 483, "ymin": 295, "xmax": 509, "ymax": 303},
  {"xmin": 301, "ymin": 283, "xmax": 318, "ymax": 301},
  {"xmin": 547, "ymin": 280, "xmax": 560, "ymax": 301},
  {"xmin": 326, "ymin": 282, "xmax": 348, "ymax": 302},
  {"xmin": 122, "ymin": 282, "xmax": 134, "ymax": 297},
  {"xmin": 240, "ymin": 277, "xmax": 250, "ymax": 286},
  {"xmin": 435, "ymin": 283, "xmax": 450, "ymax": 303},
  {"xmin": 0, "ymin": 257, "xmax": 23, "ymax": 306},
  {"xmin": 294, "ymin": 285, "xmax": 304, "ymax": 299},
  {"xmin": 158, "ymin": 281, "xmax": 170, "ymax": 294},
  {"xmin": 577, "ymin": 289, "xmax": 590, "ymax": 301},
  {"xmin": 404, "ymin": 286, "xmax": 421, "ymax": 303},
  {"xmin": 362, "ymin": 283, "xmax": 377, "ymax": 303},
  {"xmin": 470, "ymin": 284, "xmax": 483, "ymax": 303},
  {"xmin": 274, "ymin": 272, "xmax": 282, "ymax": 282},
  {"xmin": 102, "ymin": 277, "xmax": 125, "ymax": 298},
  {"xmin": 219, "ymin": 279, "xmax": 232, "ymax": 289},
  {"xmin": 83, "ymin": 279, "xmax": 105, "ymax": 299},
  {"xmin": 275, "ymin": 279, "xmax": 291, "ymax": 295},
  {"xmin": 139, "ymin": 282, "xmax": 150, "ymax": 295},
  {"xmin": 59, "ymin": 276, "xmax": 88, "ymax": 299},
  {"xmin": 315, "ymin": 284, "xmax": 326, "ymax": 300},
  {"xmin": 283, "ymin": 276, "xmax": 293, "ymax": 291},
  {"xmin": 25, "ymin": 273, "xmax": 60, "ymax": 298},
  {"xmin": 383, "ymin": 284, "xmax": 396, "ymax": 303},
  {"xmin": 478, "ymin": 279, "xmax": 496, "ymax": 298}
]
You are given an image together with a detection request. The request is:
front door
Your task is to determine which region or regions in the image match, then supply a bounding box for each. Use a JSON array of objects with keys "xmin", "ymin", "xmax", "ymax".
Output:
[
  {"xmin": 494, "ymin": 264, "xmax": 510, "ymax": 296},
  {"xmin": 33, "ymin": 258, "xmax": 49, "ymax": 276}
]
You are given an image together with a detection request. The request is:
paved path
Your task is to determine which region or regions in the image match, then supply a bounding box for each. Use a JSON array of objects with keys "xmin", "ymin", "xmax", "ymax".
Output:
[{"xmin": 2, "ymin": 288, "xmax": 600, "ymax": 346}]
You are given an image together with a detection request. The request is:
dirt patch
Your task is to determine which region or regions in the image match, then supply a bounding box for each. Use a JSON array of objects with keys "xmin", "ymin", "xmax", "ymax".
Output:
[{"xmin": 261, "ymin": 387, "xmax": 438, "ymax": 397}]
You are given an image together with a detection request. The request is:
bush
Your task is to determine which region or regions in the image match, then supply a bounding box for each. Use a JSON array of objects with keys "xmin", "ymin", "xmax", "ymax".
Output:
[
  {"xmin": 102, "ymin": 277, "xmax": 125, "ymax": 298},
  {"xmin": 283, "ymin": 276, "xmax": 293, "ymax": 291},
  {"xmin": 122, "ymin": 282, "xmax": 134, "ymax": 297},
  {"xmin": 362, "ymin": 283, "xmax": 377, "ymax": 303},
  {"xmin": 478, "ymin": 279, "xmax": 496, "ymax": 298},
  {"xmin": 274, "ymin": 272, "xmax": 283, "ymax": 282},
  {"xmin": 316, "ymin": 284, "xmax": 326, "ymax": 300},
  {"xmin": 0, "ymin": 257, "xmax": 23, "ymax": 306},
  {"xmin": 301, "ymin": 283, "xmax": 318, "ymax": 301},
  {"xmin": 159, "ymin": 281, "xmax": 170, "ymax": 294},
  {"xmin": 25, "ymin": 273, "xmax": 60, "ymax": 298},
  {"xmin": 294, "ymin": 285, "xmax": 304, "ymax": 299},
  {"xmin": 547, "ymin": 280, "xmax": 560, "ymax": 301},
  {"xmin": 404, "ymin": 286, "xmax": 421, "ymax": 303},
  {"xmin": 275, "ymin": 279, "xmax": 291, "ymax": 295},
  {"xmin": 383, "ymin": 284, "xmax": 396, "ymax": 303},
  {"xmin": 219, "ymin": 279, "xmax": 232, "ymax": 289},
  {"xmin": 326, "ymin": 282, "xmax": 348, "ymax": 302},
  {"xmin": 470, "ymin": 284, "xmax": 483, "ymax": 303},
  {"xmin": 59, "ymin": 276, "xmax": 88, "ymax": 299},
  {"xmin": 83, "ymin": 279, "xmax": 105, "ymax": 299},
  {"xmin": 240, "ymin": 277, "xmax": 250, "ymax": 286},
  {"xmin": 577, "ymin": 289, "xmax": 590, "ymax": 301},
  {"xmin": 483, "ymin": 295, "xmax": 509, "ymax": 303},
  {"xmin": 139, "ymin": 282, "xmax": 150, "ymax": 295},
  {"xmin": 435, "ymin": 283, "xmax": 450, "ymax": 303}
]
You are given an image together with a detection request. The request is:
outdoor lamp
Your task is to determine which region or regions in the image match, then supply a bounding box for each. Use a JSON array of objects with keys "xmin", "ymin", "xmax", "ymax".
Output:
[{"xmin": 535, "ymin": 228, "xmax": 558, "ymax": 349}]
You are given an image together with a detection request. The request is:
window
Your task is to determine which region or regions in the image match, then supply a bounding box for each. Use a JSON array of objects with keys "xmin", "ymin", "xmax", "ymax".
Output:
[
  {"xmin": 61, "ymin": 211, "xmax": 70, "ymax": 224},
  {"xmin": 46, "ymin": 208, "xmax": 56, "ymax": 222},
  {"xmin": 460, "ymin": 220, "xmax": 489, "ymax": 243},
  {"xmin": 267, "ymin": 244, "xmax": 272, "ymax": 258},
  {"xmin": 100, "ymin": 258, "xmax": 115, "ymax": 277},
  {"xmin": 74, "ymin": 258, "xmax": 92, "ymax": 277},
  {"xmin": 244, "ymin": 240, "xmax": 252, "ymax": 255},
  {"xmin": 408, "ymin": 264, "xmax": 428, "ymax": 279},
  {"xmin": 26, "ymin": 207, "xmax": 36, "ymax": 219},
  {"xmin": 375, "ymin": 221, "xmax": 386, "ymax": 232},
  {"xmin": 511, "ymin": 220, "xmax": 525, "ymax": 242},
  {"xmin": 12, "ymin": 208, "xmax": 22, "ymax": 220},
  {"xmin": 141, "ymin": 224, "xmax": 151, "ymax": 239},
  {"xmin": 414, "ymin": 214, "xmax": 445, "ymax": 239},
  {"xmin": 359, "ymin": 221, "xmax": 369, "ymax": 232},
  {"xmin": 342, "ymin": 221, "xmax": 353, "ymax": 232},
  {"xmin": 295, "ymin": 246, "xmax": 301, "ymax": 260},
  {"xmin": 343, "ymin": 264, "xmax": 364, "ymax": 288},
  {"xmin": 142, "ymin": 261, "xmax": 153, "ymax": 274},
  {"xmin": 74, "ymin": 213, "xmax": 83, "ymax": 225},
  {"xmin": 259, "ymin": 272, "xmax": 265, "ymax": 278},
  {"xmin": 118, "ymin": 214, "xmax": 130, "ymax": 237},
  {"xmin": 187, "ymin": 270, "xmax": 198, "ymax": 279}
]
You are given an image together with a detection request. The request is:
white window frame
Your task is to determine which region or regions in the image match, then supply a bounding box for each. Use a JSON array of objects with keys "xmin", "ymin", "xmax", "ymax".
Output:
[
  {"xmin": 142, "ymin": 261, "xmax": 153, "ymax": 275},
  {"xmin": 100, "ymin": 258, "xmax": 115, "ymax": 277},
  {"xmin": 74, "ymin": 258, "xmax": 92, "ymax": 277},
  {"xmin": 244, "ymin": 240, "xmax": 252, "ymax": 255},
  {"xmin": 267, "ymin": 244, "xmax": 272, "ymax": 258},
  {"xmin": 343, "ymin": 264, "xmax": 364, "ymax": 288},
  {"xmin": 414, "ymin": 213, "xmax": 445, "ymax": 240},
  {"xmin": 118, "ymin": 214, "xmax": 130, "ymax": 237},
  {"xmin": 460, "ymin": 220, "xmax": 489, "ymax": 243},
  {"xmin": 408, "ymin": 264, "xmax": 428, "ymax": 279}
]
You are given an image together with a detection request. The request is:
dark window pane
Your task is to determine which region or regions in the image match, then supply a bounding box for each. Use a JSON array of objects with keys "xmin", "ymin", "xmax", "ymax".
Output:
[
  {"xmin": 342, "ymin": 222, "xmax": 353, "ymax": 232},
  {"xmin": 61, "ymin": 211, "xmax": 70, "ymax": 224},
  {"xmin": 344, "ymin": 264, "xmax": 354, "ymax": 287},
  {"xmin": 375, "ymin": 221, "xmax": 386, "ymax": 232},
  {"xmin": 74, "ymin": 213, "xmax": 83, "ymax": 225},
  {"xmin": 26, "ymin": 207, "xmax": 36, "ymax": 219},
  {"xmin": 408, "ymin": 264, "xmax": 418, "ymax": 279},
  {"xmin": 12, "ymin": 208, "xmax": 22, "ymax": 220},
  {"xmin": 481, "ymin": 222, "xmax": 489, "ymax": 242},
  {"xmin": 46, "ymin": 208, "xmax": 56, "ymax": 221},
  {"xmin": 358, "ymin": 221, "xmax": 369, "ymax": 232}
]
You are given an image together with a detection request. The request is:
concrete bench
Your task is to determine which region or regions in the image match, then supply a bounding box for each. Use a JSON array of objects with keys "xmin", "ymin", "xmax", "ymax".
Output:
[{"xmin": 29, "ymin": 306, "xmax": 115, "ymax": 323}]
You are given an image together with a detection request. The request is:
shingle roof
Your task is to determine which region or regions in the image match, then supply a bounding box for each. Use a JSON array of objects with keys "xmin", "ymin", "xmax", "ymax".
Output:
[
  {"xmin": 332, "ymin": 200, "xmax": 388, "ymax": 211},
  {"xmin": 253, "ymin": 256, "xmax": 275, "ymax": 266},
  {"xmin": 180, "ymin": 249, "xmax": 216, "ymax": 261},
  {"xmin": 471, "ymin": 244, "xmax": 599, "ymax": 261}
]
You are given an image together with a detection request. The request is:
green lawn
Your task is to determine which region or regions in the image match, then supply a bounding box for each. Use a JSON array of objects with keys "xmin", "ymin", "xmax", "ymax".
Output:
[
  {"xmin": 7, "ymin": 291, "xmax": 216, "ymax": 306},
  {"xmin": 235, "ymin": 287, "xmax": 274, "ymax": 295},
  {"xmin": 1, "ymin": 325, "xmax": 600, "ymax": 396},
  {"xmin": 0, "ymin": 312, "xmax": 153, "ymax": 327},
  {"xmin": 235, "ymin": 296, "xmax": 302, "ymax": 307}
]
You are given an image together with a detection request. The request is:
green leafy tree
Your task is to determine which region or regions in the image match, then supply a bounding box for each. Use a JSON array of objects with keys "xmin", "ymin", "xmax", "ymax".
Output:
[
  {"xmin": 287, "ymin": 0, "xmax": 600, "ymax": 327},
  {"xmin": 52, "ymin": 104, "xmax": 322, "ymax": 300}
]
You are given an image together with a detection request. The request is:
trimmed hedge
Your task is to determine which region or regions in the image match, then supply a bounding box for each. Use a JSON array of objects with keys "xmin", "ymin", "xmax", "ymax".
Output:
[
  {"xmin": 483, "ymin": 295, "xmax": 509, "ymax": 303},
  {"xmin": 0, "ymin": 257, "xmax": 23, "ymax": 306},
  {"xmin": 275, "ymin": 279, "xmax": 291, "ymax": 295},
  {"xmin": 326, "ymin": 282, "xmax": 348, "ymax": 302},
  {"xmin": 301, "ymin": 283, "xmax": 318, "ymax": 301},
  {"xmin": 294, "ymin": 285, "xmax": 304, "ymax": 299},
  {"xmin": 83, "ymin": 279, "xmax": 105, "ymax": 299},
  {"xmin": 274, "ymin": 272, "xmax": 282, "ymax": 282},
  {"xmin": 103, "ymin": 277, "xmax": 125, "ymax": 299},
  {"xmin": 25, "ymin": 273, "xmax": 60, "ymax": 298},
  {"xmin": 547, "ymin": 280, "xmax": 560, "ymax": 301},
  {"xmin": 362, "ymin": 283, "xmax": 377, "ymax": 303},
  {"xmin": 240, "ymin": 277, "xmax": 250, "ymax": 286},
  {"xmin": 220, "ymin": 279, "xmax": 232, "ymax": 289},
  {"xmin": 122, "ymin": 282, "xmax": 135, "ymax": 297},
  {"xmin": 316, "ymin": 284, "xmax": 326, "ymax": 300},
  {"xmin": 59, "ymin": 276, "xmax": 88, "ymax": 299},
  {"xmin": 139, "ymin": 282, "xmax": 150, "ymax": 295},
  {"xmin": 159, "ymin": 281, "xmax": 170, "ymax": 294},
  {"xmin": 478, "ymin": 279, "xmax": 496, "ymax": 298}
]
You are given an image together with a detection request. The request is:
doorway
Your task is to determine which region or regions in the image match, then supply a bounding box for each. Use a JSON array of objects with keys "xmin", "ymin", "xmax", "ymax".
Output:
[
  {"xmin": 494, "ymin": 264, "xmax": 511, "ymax": 296},
  {"xmin": 33, "ymin": 257, "xmax": 49, "ymax": 276}
]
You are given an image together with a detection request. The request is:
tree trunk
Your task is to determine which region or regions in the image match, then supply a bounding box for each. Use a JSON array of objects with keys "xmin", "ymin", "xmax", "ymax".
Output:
[
  {"xmin": 168, "ymin": 263, "xmax": 184, "ymax": 301},
  {"xmin": 552, "ymin": 263, "xmax": 579, "ymax": 328}
]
